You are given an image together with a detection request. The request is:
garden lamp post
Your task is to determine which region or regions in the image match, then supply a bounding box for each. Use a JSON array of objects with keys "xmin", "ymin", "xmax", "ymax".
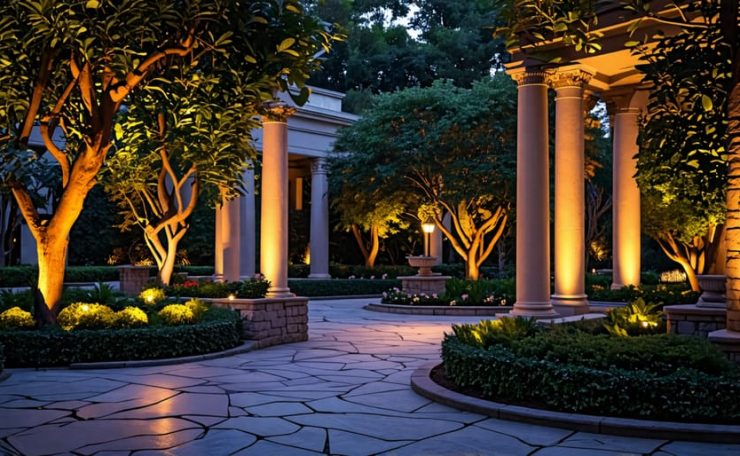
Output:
[{"xmin": 422, "ymin": 217, "xmax": 436, "ymax": 257}]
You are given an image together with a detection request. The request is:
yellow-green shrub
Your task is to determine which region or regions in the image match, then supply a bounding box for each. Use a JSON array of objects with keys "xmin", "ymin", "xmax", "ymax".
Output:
[
  {"xmin": 115, "ymin": 306, "xmax": 148, "ymax": 328},
  {"xmin": 185, "ymin": 299, "xmax": 208, "ymax": 321},
  {"xmin": 158, "ymin": 304, "xmax": 194, "ymax": 326},
  {"xmin": 0, "ymin": 307, "xmax": 34, "ymax": 330},
  {"xmin": 58, "ymin": 303, "xmax": 116, "ymax": 330},
  {"xmin": 139, "ymin": 287, "xmax": 166, "ymax": 306}
]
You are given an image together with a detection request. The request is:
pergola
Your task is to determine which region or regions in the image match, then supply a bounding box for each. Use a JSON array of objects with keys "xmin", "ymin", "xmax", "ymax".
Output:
[{"xmin": 504, "ymin": 4, "xmax": 689, "ymax": 316}]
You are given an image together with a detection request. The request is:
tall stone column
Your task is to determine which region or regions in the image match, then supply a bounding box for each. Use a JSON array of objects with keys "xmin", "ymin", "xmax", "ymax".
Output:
[
  {"xmin": 550, "ymin": 68, "xmax": 592, "ymax": 315},
  {"xmin": 430, "ymin": 226, "xmax": 443, "ymax": 265},
  {"xmin": 607, "ymin": 89, "xmax": 648, "ymax": 289},
  {"xmin": 309, "ymin": 157, "xmax": 331, "ymax": 278},
  {"xmin": 510, "ymin": 69, "xmax": 557, "ymax": 317},
  {"xmin": 261, "ymin": 104, "xmax": 295, "ymax": 297},
  {"xmin": 214, "ymin": 189, "xmax": 241, "ymax": 283},
  {"xmin": 240, "ymin": 164, "xmax": 257, "ymax": 278}
]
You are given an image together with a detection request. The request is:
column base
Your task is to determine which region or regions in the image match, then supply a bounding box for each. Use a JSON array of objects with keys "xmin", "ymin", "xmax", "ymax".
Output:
[
  {"xmin": 509, "ymin": 301, "xmax": 558, "ymax": 319},
  {"xmin": 266, "ymin": 287, "xmax": 295, "ymax": 299},
  {"xmin": 308, "ymin": 273, "xmax": 331, "ymax": 279},
  {"xmin": 551, "ymin": 294, "xmax": 590, "ymax": 316}
]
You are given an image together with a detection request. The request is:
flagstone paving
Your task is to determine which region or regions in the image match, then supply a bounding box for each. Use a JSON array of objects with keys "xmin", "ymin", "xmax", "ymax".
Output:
[{"xmin": 1, "ymin": 298, "xmax": 739, "ymax": 456}]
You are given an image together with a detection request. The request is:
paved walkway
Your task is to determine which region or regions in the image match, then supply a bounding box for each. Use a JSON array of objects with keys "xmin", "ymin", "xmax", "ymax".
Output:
[{"xmin": 1, "ymin": 298, "xmax": 738, "ymax": 456}]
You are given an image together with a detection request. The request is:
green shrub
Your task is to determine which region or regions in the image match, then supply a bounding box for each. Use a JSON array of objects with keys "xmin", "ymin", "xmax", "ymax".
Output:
[
  {"xmin": 443, "ymin": 278, "xmax": 514, "ymax": 306},
  {"xmin": 84, "ymin": 282, "xmax": 121, "ymax": 306},
  {"xmin": 0, "ymin": 307, "xmax": 35, "ymax": 330},
  {"xmin": 0, "ymin": 318, "xmax": 241, "ymax": 367},
  {"xmin": 0, "ymin": 289, "xmax": 33, "ymax": 313},
  {"xmin": 442, "ymin": 335, "xmax": 740, "ymax": 423},
  {"xmin": 158, "ymin": 304, "xmax": 195, "ymax": 326},
  {"xmin": 288, "ymin": 279, "xmax": 401, "ymax": 296},
  {"xmin": 114, "ymin": 306, "xmax": 149, "ymax": 328},
  {"xmin": 139, "ymin": 287, "xmax": 166, "ymax": 306},
  {"xmin": 166, "ymin": 279, "xmax": 269, "ymax": 299},
  {"xmin": 451, "ymin": 317, "xmax": 541, "ymax": 348},
  {"xmin": 57, "ymin": 303, "xmax": 116, "ymax": 330},
  {"xmin": 604, "ymin": 298, "xmax": 664, "ymax": 336},
  {"xmin": 185, "ymin": 299, "xmax": 209, "ymax": 321},
  {"xmin": 587, "ymin": 283, "xmax": 698, "ymax": 305},
  {"xmin": 238, "ymin": 279, "xmax": 270, "ymax": 298}
]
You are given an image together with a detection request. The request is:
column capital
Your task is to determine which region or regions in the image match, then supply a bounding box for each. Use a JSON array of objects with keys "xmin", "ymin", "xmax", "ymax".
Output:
[
  {"xmin": 547, "ymin": 68, "xmax": 594, "ymax": 90},
  {"xmin": 509, "ymin": 68, "xmax": 548, "ymax": 86},
  {"xmin": 311, "ymin": 157, "xmax": 328, "ymax": 175},
  {"xmin": 262, "ymin": 102, "xmax": 296, "ymax": 123}
]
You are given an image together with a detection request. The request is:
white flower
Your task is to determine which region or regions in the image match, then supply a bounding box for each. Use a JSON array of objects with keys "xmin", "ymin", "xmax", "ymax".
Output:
[
  {"xmin": 450, "ymin": 300, "xmax": 457, "ymax": 306},
  {"xmin": 370, "ymin": 275, "xmax": 375, "ymax": 280},
  {"xmin": 349, "ymin": 275, "xmax": 356, "ymax": 279},
  {"xmin": 461, "ymin": 294, "xmax": 469, "ymax": 301},
  {"xmin": 382, "ymin": 273, "xmax": 388, "ymax": 279},
  {"xmin": 432, "ymin": 293, "xmax": 438, "ymax": 298},
  {"xmin": 382, "ymin": 292, "xmax": 388, "ymax": 298}
]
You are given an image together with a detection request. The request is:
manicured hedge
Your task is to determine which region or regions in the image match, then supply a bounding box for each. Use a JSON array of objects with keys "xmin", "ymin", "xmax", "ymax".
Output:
[
  {"xmin": 288, "ymin": 279, "xmax": 401, "ymax": 296},
  {"xmin": 0, "ymin": 316, "xmax": 241, "ymax": 368},
  {"xmin": 442, "ymin": 335, "xmax": 740, "ymax": 423}
]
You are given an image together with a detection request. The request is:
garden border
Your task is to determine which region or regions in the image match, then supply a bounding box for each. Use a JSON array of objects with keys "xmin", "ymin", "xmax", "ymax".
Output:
[
  {"xmin": 411, "ymin": 362, "xmax": 740, "ymax": 443},
  {"xmin": 365, "ymin": 303, "xmax": 513, "ymax": 316},
  {"xmin": 69, "ymin": 340, "xmax": 257, "ymax": 369}
]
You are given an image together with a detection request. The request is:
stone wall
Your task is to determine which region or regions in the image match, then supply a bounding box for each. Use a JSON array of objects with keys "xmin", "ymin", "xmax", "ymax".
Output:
[
  {"xmin": 212, "ymin": 297, "xmax": 308, "ymax": 348},
  {"xmin": 118, "ymin": 266, "xmax": 150, "ymax": 296},
  {"xmin": 664, "ymin": 304, "xmax": 726, "ymax": 338}
]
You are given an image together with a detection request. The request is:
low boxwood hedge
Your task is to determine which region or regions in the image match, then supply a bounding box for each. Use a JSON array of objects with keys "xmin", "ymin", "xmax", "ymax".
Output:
[
  {"xmin": 287, "ymin": 279, "xmax": 401, "ymax": 296},
  {"xmin": 0, "ymin": 313, "xmax": 241, "ymax": 368},
  {"xmin": 442, "ymin": 335, "xmax": 740, "ymax": 423}
]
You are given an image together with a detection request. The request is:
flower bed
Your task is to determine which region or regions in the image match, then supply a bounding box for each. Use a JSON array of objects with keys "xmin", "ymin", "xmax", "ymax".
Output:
[
  {"xmin": 165, "ymin": 278, "xmax": 269, "ymax": 299},
  {"xmin": 381, "ymin": 278, "xmax": 513, "ymax": 307},
  {"xmin": 441, "ymin": 318, "xmax": 740, "ymax": 423},
  {"xmin": 0, "ymin": 298, "xmax": 242, "ymax": 367},
  {"xmin": 287, "ymin": 279, "xmax": 400, "ymax": 297}
]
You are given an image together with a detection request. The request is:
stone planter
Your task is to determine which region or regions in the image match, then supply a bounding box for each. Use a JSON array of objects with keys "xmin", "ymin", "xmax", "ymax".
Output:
[
  {"xmin": 696, "ymin": 274, "xmax": 726, "ymax": 309},
  {"xmin": 211, "ymin": 296, "xmax": 308, "ymax": 348},
  {"xmin": 118, "ymin": 265, "xmax": 151, "ymax": 296}
]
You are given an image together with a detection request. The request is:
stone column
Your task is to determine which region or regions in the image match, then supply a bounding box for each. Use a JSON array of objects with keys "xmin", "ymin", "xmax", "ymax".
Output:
[
  {"xmin": 309, "ymin": 157, "xmax": 331, "ymax": 278},
  {"xmin": 214, "ymin": 189, "xmax": 241, "ymax": 283},
  {"xmin": 261, "ymin": 104, "xmax": 295, "ymax": 297},
  {"xmin": 430, "ymin": 226, "xmax": 443, "ymax": 265},
  {"xmin": 550, "ymin": 68, "xmax": 592, "ymax": 315},
  {"xmin": 607, "ymin": 89, "xmax": 648, "ymax": 289},
  {"xmin": 510, "ymin": 69, "xmax": 557, "ymax": 317},
  {"xmin": 240, "ymin": 164, "xmax": 257, "ymax": 278}
]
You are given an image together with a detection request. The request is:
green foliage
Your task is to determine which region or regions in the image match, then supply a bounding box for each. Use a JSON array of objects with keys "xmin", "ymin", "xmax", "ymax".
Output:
[
  {"xmin": 0, "ymin": 306, "xmax": 34, "ymax": 330},
  {"xmin": 166, "ymin": 279, "xmax": 269, "ymax": 299},
  {"xmin": 450, "ymin": 317, "xmax": 541, "ymax": 349},
  {"xmin": 443, "ymin": 278, "xmax": 514, "ymax": 306},
  {"xmin": 587, "ymin": 283, "xmax": 699, "ymax": 305},
  {"xmin": 442, "ymin": 335, "xmax": 740, "ymax": 422},
  {"xmin": 57, "ymin": 303, "xmax": 116, "ymax": 331},
  {"xmin": 308, "ymin": 0, "xmax": 504, "ymax": 113},
  {"xmin": 185, "ymin": 299, "xmax": 209, "ymax": 321},
  {"xmin": 85, "ymin": 282, "xmax": 120, "ymax": 306},
  {"xmin": 139, "ymin": 287, "xmax": 167, "ymax": 306},
  {"xmin": 604, "ymin": 298, "xmax": 663, "ymax": 336},
  {"xmin": 158, "ymin": 304, "xmax": 195, "ymax": 326},
  {"xmin": 0, "ymin": 317, "xmax": 241, "ymax": 367},
  {"xmin": 381, "ymin": 287, "xmax": 448, "ymax": 305},
  {"xmin": 288, "ymin": 279, "xmax": 401, "ymax": 297},
  {"xmin": 114, "ymin": 306, "xmax": 148, "ymax": 329}
]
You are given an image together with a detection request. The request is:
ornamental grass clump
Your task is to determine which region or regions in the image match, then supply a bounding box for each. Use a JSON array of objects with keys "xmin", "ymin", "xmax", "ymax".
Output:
[
  {"xmin": 158, "ymin": 304, "xmax": 195, "ymax": 326},
  {"xmin": 114, "ymin": 306, "xmax": 149, "ymax": 328},
  {"xmin": 0, "ymin": 307, "xmax": 35, "ymax": 330},
  {"xmin": 58, "ymin": 303, "xmax": 116, "ymax": 330}
]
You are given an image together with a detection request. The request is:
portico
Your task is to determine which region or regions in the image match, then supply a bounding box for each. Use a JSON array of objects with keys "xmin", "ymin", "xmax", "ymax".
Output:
[{"xmin": 214, "ymin": 87, "xmax": 358, "ymax": 292}]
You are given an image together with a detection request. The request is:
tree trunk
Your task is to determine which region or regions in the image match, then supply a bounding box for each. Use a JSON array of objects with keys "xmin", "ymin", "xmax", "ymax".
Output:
[
  {"xmin": 465, "ymin": 255, "xmax": 480, "ymax": 281},
  {"xmin": 35, "ymin": 234, "xmax": 68, "ymax": 325},
  {"xmin": 366, "ymin": 225, "xmax": 379, "ymax": 268},
  {"xmin": 682, "ymin": 259, "xmax": 701, "ymax": 293},
  {"xmin": 158, "ymin": 241, "xmax": 179, "ymax": 286}
]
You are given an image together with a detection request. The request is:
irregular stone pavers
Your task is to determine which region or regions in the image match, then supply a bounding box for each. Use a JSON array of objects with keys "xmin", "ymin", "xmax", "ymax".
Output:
[{"xmin": 0, "ymin": 298, "xmax": 739, "ymax": 456}]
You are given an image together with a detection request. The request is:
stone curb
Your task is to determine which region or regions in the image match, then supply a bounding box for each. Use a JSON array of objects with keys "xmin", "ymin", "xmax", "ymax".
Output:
[
  {"xmin": 0, "ymin": 371, "xmax": 11, "ymax": 383},
  {"xmin": 365, "ymin": 303, "xmax": 512, "ymax": 316},
  {"xmin": 69, "ymin": 341, "xmax": 257, "ymax": 370},
  {"xmin": 411, "ymin": 362, "xmax": 740, "ymax": 443}
]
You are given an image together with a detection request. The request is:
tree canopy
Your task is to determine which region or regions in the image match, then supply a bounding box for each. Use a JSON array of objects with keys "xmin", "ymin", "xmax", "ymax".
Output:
[{"xmin": 333, "ymin": 75, "xmax": 517, "ymax": 278}]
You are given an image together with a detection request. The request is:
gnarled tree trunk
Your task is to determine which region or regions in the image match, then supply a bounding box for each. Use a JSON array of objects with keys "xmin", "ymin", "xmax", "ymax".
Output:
[{"xmin": 351, "ymin": 223, "xmax": 379, "ymax": 268}]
